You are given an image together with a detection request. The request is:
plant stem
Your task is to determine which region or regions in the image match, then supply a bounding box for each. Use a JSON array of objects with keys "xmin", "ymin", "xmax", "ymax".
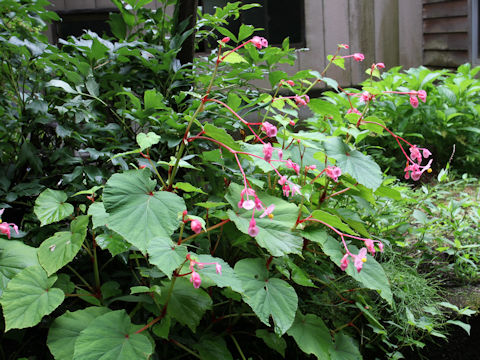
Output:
[
  {"xmin": 170, "ymin": 339, "xmax": 201, "ymax": 359},
  {"xmin": 67, "ymin": 265, "xmax": 94, "ymax": 292},
  {"xmin": 230, "ymin": 334, "xmax": 247, "ymax": 360},
  {"xmin": 179, "ymin": 219, "xmax": 230, "ymax": 244}
]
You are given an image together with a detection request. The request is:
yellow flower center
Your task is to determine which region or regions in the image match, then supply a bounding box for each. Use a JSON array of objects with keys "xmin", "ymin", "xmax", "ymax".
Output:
[
  {"xmin": 268, "ymin": 213, "xmax": 274, "ymax": 219},
  {"xmin": 361, "ymin": 257, "xmax": 367, "ymax": 263},
  {"xmin": 427, "ymin": 168, "xmax": 432, "ymax": 173}
]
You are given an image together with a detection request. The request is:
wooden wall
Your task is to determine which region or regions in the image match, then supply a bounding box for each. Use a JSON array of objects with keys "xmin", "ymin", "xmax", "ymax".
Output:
[
  {"xmin": 45, "ymin": 0, "xmax": 424, "ymax": 86},
  {"xmin": 423, "ymin": 0, "xmax": 470, "ymax": 68}
]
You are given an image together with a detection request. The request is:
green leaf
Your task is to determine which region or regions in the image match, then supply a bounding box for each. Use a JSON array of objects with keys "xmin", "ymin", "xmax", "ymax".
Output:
[
  {"xmin": 226, "ymin": 183, "xmax": 303, "ymax": 257},
  {"xmin": 161, "ymin": 278, "xmax": 212, "ymax": 332},
  {"xmin": 235, "ymin": 258, "xmax": 298, "ymax": 335},
  {"xmin": 47, "ymin": 79, "xmax": 77, "ymax": 94},
  {"xmin": 222, "ymin": 51, "xmax": 248, "ymax": 64},
  {"xmin": 47, "ymin": 307, "xmax": 111, "ymax": 360},
  {"xmin": 88, "ymin": 201, "xmax": 109, "ymax": 229},
  {"xmin": 143, "ymin": 89, "xmax": 165, "ymax": 110},
  {"xmin": 96, "ymin": 230, "xmax": 130, "ymax": 256},
  {"xmin": 194, "ymin": 336, "xmax": 233, "ymax": 360},
  {"xmin": 103, "ymin": 170, "xmax": 185, "ymax": 255},
  {"xmin": 287, "ymin": 312, "xmax": 333, "ymax": 359},
  {"xmin": 311, "ymin": 210, "xmax": 357, "ymax": 235},
  {"xmin": 324, "ymin": 137, "xmax": 382, "ymax": 191},
  {"xmin": 174, "ymin": 182, "xmax": 207, "ymax": 194},
  {"xmin": 148, "ymin": 243, "xmax": 187, "ymax": 279},
  {"xmin": 204, "ymin": 123, "xmax": 241, "ymax": 151},
  {"xmin": 34, "ymin": 189, "xmax": 74, "ymax": 226},
  {"xmin": 303, "ymin": 229, "xmax": 392, "ymax": 304},
  {"xmin": 72, "ymin": 310, "xmax": 153, "ymax": 360},
  {"xmin": 38, "ymin": 216, "xmax": 89, "ymax": 276},
  {"xmin": 238, "ymin": 24, "xmax": 254, "ymax": 41},
  {"xmin": 329, "ymin": 332, "xmax": 362, "ymax": 360},
  {"xmin": 0, "ymin": 239, "xmax": 39, "ymax": 296},
  {"xmin": 446, "ymin": 320, "xmax": 471, "ymax": 335},
  {"xmin": 255, "ymin": 329, "xmax": 287, "ymax": 357},
  {"xmin": 0, "ymin": 266, "xmax": 64, "ymax": 331},
  {"xmin": 136, "ymin": 132, "xmax": 161, "ymax": 151},
  {"xmin": 309, "ymin": 99, "xmax": 341, "ymax": 122},
  {"xmin": 192, "ymin": 254, "xmax": 243, "ymax": 293}
]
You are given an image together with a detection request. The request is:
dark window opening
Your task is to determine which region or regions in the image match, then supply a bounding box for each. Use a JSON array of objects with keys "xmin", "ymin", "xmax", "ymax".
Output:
[
  {"xmin": 200, "ymin": 0, "xmax": 305, "ymax": 48},
  {"xmin": 52, "ymin": 9, "xmax": 116, "ymax": 44}
]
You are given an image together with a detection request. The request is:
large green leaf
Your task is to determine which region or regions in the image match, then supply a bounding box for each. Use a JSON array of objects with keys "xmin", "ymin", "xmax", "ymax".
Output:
[
  {"xmin": 303, "ymin": 229, "xmax": 392, "ymax": 304},
  {"xmin": 194, "ymin": 336, "xmax": 233, "ymax": 360},
  {"xmin": 329, "ymin": 332, "xmax": 362, "ymax": 360},
  {"xmin": 204, "ymin": 123, "xmax": 241, "ymax": 151},
  {"xmin": 34, "ymin": 189, "xmax": 74, "ymax": 226},
  {"xmin": 72, "ymin": 310, "xmax": 153, "ymax": 360},
  {"xmin": 287, "ymin": 312, "xmax": 333, "ymax": 359},
  {"xmin": 255, "ymin": 329, "xmax": 287, "ymax": 357},
  {"xmin": 226, "ymin": 183, "xmax": 303, "ymax": 256},
  {"xmin": 38, "ymin": 216, "xmax": 89, "ymax": 276},
  {"xmin": 0, "ymin": 239, "xmax": 39, "ymax": 296},
  {"xmin": 47, "ymin": 307, "xmax": 111, "ymax": 360},
  {"xmin": 311, "ymin": 210, "xmax": 357, "ymax": 235},
  {"xmin": 103, "ymin": 170, "xmax": 186, "ymax": 274},
  {"xmin": 160, "ymin": 278, "xmax": 212, "ymax": 332},
  {"xmin": 323, "ymin": 137, "xmax": 382, "ymax": 191},
  {"xmin": 235, "ymin": 258, "xmax": 298, "ymax": 335},
  {"xmin": 0, "ymin": 266, "xmax": 64, "ymax": 331},
  {"xmin": 88, "ymin": 201, "xmax": 109, "ymax": 229},
  {"xmin": 96, "ymin": 230, "xmax": 130, "ymax": 256}
]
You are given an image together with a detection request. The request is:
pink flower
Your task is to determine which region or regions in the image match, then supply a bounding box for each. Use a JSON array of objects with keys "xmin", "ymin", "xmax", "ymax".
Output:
[
  {"xmin": 325, "ymin": 166, "xmax": 342, "ymax": 182},
  {"xmin": 277, "ymin": 149, "xmax": 283, "ymax": 160},
  {"xmin": 242, "ymin": 200, "xmax": 255, "ymax": 210},
  {"xmin": 417, "ymin": 90, "xmax": 427, "ymax": 102},
  {"xmin": 289, "ymin": 182, "xmax": 301, "ymax": 196},
  {"xmin": 353, "ymin": 248, "xmax": 368, "ymax": 272},
  {"xmin": 278, "ymin": 176, "xmax": 287, "ymax": 186},
  {"xmin": 289, "ymin": 120, "xmax": 295, "ymax": 126},
  {"xmin": 282, "ymin": 184, "xmax": 290, "ymax": 197},
  {"xmin": 0, "ymin": 210, "xmax": 19, "ymax": 239},
  {"xmin": 378, "ymin": 242, "xmax": 384, "ymax": 252},
  {"xmin": 365, "ymin": 239, "xmax": 375, "ymax": 255},
  {"xmin": 250, "ymin": 36, "xmax": 268, "ymax": 49},
  {"xmin": 422, "ymin": 148, "xmax": 432, "ymax": 158},
  {"xmin": 286, "ymin": 159, "xmax": 300, "ymax": 175},
  {"xmin": 294, "ymin": 95, "xmax": 309, "ymax": 106},
  {"xmin": 360, "ymin": 91, "xmax": 373, "ymax": 103},
  {"xmin": 215, "ymin": 263, "xmax": 222, "ymax": 275},
  {"xmin": 409, "ymin": 95, "xmax": 419, "ymax": 108},
  {"xmin": 262, "ymin": 122, "xmax": 277, "ymax": 137},
  {"xmin": 260, "ymin": 204, "xmax": 275, "ymax": 218},
  {"xmin": 410, "ymin": 145, "xmax": 422, "ymax": 163},
  {"xmin": 263, "ymin": 142, "xmax": 273, "ymax": 162},
  {"xmin": 340, "ymin": 254, "xmax": 349, "ymax": 271},
  {"xmin": 286, "ymin": 80, "xmax": 295, "ymax": 86},
  {"xmin": 353, "ymin": 53, "xmax": 365, "ymax": 62},
  {"xmin": 375, "ymin": 62, "xmax": 385, "ymax": 69},
  {"xmin": 347, "ymin": 108, "xmax": 362, "ymax": 116},
  {"xmin": 190, "ymin": 271, "xmax": 202, "ymax": 288},
  {"xmin": 339, "ymin": 43, "xmax": 349, "ymax": 49},
  {"xmin": 190, "ymin": 219, "xmax": 202, "ymax": 234},
  {"xmin": 248, "ymin": 218, "xmax": 259, "ymax": 237}
]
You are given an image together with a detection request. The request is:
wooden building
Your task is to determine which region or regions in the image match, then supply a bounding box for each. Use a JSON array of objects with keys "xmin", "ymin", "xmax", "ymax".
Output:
[{"xmin": 45, "ymin": 0, "xmax": 477, "ymax": 85}]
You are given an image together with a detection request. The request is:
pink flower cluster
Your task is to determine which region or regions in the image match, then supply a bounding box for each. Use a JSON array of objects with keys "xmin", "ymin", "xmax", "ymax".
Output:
[
  {"xmin": 261, "ymin": 121, "xmax": 278, "ymax": 137},
  {"xmin": 340, "ymin": 239, "xmax": 384, "ymax": 273},
  {"xmin": 0, "ymin": 209, "xmax": 19, "ymax": 239},
  {"xmin": 325, "ymin": 166, "xmax": 342, "ymax": 182},
  {"xmin": 187, "ymin": 254, "xmax": 222, "ymax": 289},
  {"xmin": 404, "ymin": 145, "xmax": 433, "ymax": 181},
  {"xmin": 238, "ymin": 187, "xmax": 276, "ymax": 236},
  {"xmin": 250, "ymin": 36, "xmax": 268, "ymax": 49}
]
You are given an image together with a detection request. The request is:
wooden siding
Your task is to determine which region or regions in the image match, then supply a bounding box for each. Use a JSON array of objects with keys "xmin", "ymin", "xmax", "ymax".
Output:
[{"xmin": 422, "ymin": 0, "xmax": 470, "ymax": 68}]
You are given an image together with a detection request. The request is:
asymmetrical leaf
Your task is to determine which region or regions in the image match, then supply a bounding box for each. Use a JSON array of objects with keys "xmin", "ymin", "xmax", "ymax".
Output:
[
  {"xmin": 34, "ymin": 189, "xmax": 74, "ymax": 226},
  {"xmin": 287, "ymin": 312, "xmax": 332, "ymax": 359},
  {"xmin": 235, "ymin": 258, "xmax": 298, "ymax": 335},
  {"xmin": 48, "ymin": 307, "xmax": 111, "ymax": 360},
  {"xmin": 72, "ymin": 310, "xmax": 153, "ymax": 360},
  {"xmin": 1, "ymin": 266, "xmax": 64, "ymax": 331}
]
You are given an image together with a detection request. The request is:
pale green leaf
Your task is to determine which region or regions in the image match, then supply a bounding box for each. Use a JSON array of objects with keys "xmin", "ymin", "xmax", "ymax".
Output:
[
  {"xmin": 329, "ymin": 332, "xmax": 362, "ymax": 360},
  {"xmin": 1, "ymin": 266, "xmax": 64, "ymax": 331},
  {"xmin": 136, "ymin": 132, "xmax": 161, "ymax": 151},
  {"xmin": 72, "ymin": 310, "xmax": 153, "ymax": 360},
  {"xmin": 235, "ymin": 258, "xmax": 298, "ymax": 335},
  {"xmin": 287, "ymin": 312, "xmax": 332, "ymax": 359},
  {"xmin": 34, "ymin": 189, "xmax": 74, "ymax": 226}
]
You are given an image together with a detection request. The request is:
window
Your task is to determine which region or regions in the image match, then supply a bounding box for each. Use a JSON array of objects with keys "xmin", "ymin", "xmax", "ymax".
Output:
[
  {"xmin": 472, "ymin": 0, "xmax": 480, "ymax": 64},
  {"xmin": 201, "ymin": 0, "xmax": 305, "ymax": 47},
  {"xmin": 51, "ymin": 9, "xmax": 116, "ymax": 44}
]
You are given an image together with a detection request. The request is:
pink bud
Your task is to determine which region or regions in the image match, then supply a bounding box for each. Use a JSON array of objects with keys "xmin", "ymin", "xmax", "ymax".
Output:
[
  {"xmin": 353, "ymin": 53, "xmax": 365, "ymax": 62},
  {"xmin": 375, "ymin": 62, "xmax": 385, "ymax": 69},
  {"xmin": 340, "ymin": 254, "xmax": 349, "ymax": 271},
  {"xmin": 409, "ymin": 95, "xmax": 419, "ymax": 108},
  {"xmin": 286, "ymin": 80, "xmax": 295, "ymax": 86},
  {"xmin": 263, "ymin": 142, "xmax": 273, "ymax": 162},
  {"xmin": 190, "ymin": 271, "xmax": 202, "ymax": 288},
  {"xmin": 221, "ymin": 37, "xmax": 230, "ymax": 43},
  {"xmin": 365, "ymin": 239, "xmax": 375, "ymax": 255},
  {"xmin": 377, "ymin": 242, "xmax": 384, "ymax": 252},
  {"xmin": 289, "ymin": 120, "xmax": 295, "ymax": 126},
  {"xmin": 339, "ymin": 43, "xmax": 349, "ymax": 49},
  {"xmin": 242, "ymin": 200, "xmax": 255, "ymax": 210},
  {"xmin": 190, "ymin": 219, "xmax": 202, "ymax": 234},
  {"xmin": 215, "ymin": 263, "xmax": 222, "ymax": 275},
  {"xmin": 417, "ymin": 90, "xmax": 427, "ymax": 102},
  {"xmin": 262, "ymin": 122, "xmax": 277, "ymax": 138},
  {"xmin": 277, "ymin": 149, "xmax": 283, "ymax": 161},
  {"xmin": 248, "ymin": 218, "xmax": 259, "ymax": 237}
]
